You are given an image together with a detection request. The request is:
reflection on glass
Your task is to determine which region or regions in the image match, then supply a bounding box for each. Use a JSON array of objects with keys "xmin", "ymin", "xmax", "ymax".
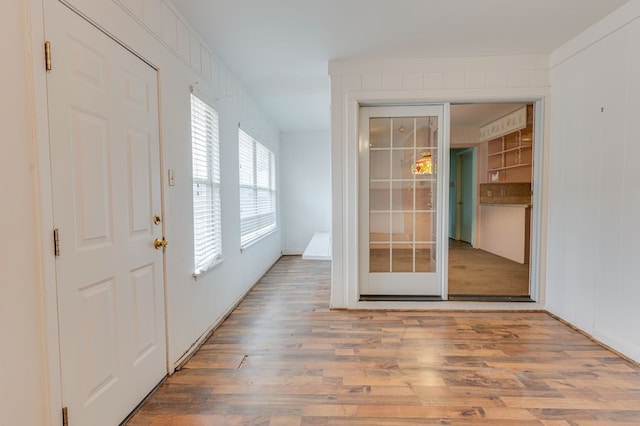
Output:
[
  {"xmin": 415, "ymin": 212, "xmax": 432, "ymax": 242},
  {"xmin": 370, "ymin": 212, "xmax": 390, "ymax": 241},
  {"xmin": 391, "ymin": 150, "xmax": 415, "ymax": 180},
  {"xmin": 416, "ymin": 243, "xmax": 435, "ymax": 272},
  {"xmin": 369, "ymin": 150, "xmax": 390, "ymax": 180},
  {"xmin": 416, "ymin": 116, "xmax": 438, "ymax": 148},
  {"xmin": 370, "ymin": 181, "xmax": 390, "ymax": 211},
  {"xmin": 370, "ymin": 247, "xmax": 390, "ymax": 272},
  {"xmin": 415, "ymin": 182, "xmax": 433, "ymax": 211},
  {"xmin": 391, "ymin": 212, "xmax": 413, "ymax": 241},
  {"xmin": 369, "ymin": 115, "xmax": 438, "ymax": 274},
  {"xmin": 392, "ymin": 243, "xmax": 413, "ymax": 272},
  {"xmin": 391, "ymin": 181, "xmax": 410, "ymax": 211},
  {"xmin": 393, "ymin": 117, "xmax": 415, "ymax": 148},
  {"xmin": 411, "ymin": 151, "xmax": 433, "ymax": 175},
  {"xmin": 370, "ymin": 118, "xmax": 391, "ymax": 148}
]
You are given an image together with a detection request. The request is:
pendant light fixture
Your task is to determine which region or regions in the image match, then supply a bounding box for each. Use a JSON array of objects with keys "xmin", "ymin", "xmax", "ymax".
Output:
[{"xmin": 411, "ymin": 151, "xmax": 433, "ymax": 175}]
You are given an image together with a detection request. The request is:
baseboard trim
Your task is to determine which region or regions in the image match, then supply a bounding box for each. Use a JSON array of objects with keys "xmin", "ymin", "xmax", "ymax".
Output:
[
  {"xmin": 282, "ymin": 248, "xmax": 303, "ymax": 255},
  {"xmin": 545, "ymin": 311, "xmax": 640, "ymax": 368}
]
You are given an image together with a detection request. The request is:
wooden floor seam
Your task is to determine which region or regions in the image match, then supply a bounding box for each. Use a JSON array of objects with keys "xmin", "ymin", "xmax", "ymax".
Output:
[{"xmin": 126, "ymin": 256, "xmax": 640, "ymax": 426}]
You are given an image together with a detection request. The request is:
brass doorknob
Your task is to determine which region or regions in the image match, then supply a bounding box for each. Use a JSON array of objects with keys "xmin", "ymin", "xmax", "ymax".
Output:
[{"xmin": 153, "ymin": 238, "xmax": 168, "ymax": 250}]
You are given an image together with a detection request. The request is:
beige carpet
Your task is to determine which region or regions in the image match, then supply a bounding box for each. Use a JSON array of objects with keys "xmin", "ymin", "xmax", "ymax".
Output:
[
  {"xmin": 368, "ymin": 241, "xmax": 529, "ymax": 296},
  {"xmin": 448, "ymin": 239, "xmax": 529, "ymax": 296}
]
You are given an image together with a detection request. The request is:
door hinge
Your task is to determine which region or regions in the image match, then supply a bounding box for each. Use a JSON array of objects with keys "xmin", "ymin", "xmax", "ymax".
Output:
[
  {"xmin": 45, "ymin": 41, "xmax": 52, "ymax": 71},
  {"xmin": 53, "ymin": 228, "xmax": 60, "ymax": 257},
  {"xmin": 62, "ymin": 407, "xmax": 68, "ymax": 426}
]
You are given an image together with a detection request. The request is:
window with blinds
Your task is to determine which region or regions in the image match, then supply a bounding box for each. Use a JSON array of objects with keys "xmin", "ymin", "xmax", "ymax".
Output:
[
  {"xmin": 238, "ymin": 128, "xmax": 277, "ymax": 249},
  {"xmin": 191, "ymin": 93, "xmax": 222, "ymax": 276}
]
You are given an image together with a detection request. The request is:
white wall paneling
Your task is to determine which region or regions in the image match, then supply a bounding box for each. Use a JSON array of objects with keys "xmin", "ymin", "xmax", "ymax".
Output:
[{"xmin": 547, "ymin": 0, "xmax": 640, "ymax": 362}]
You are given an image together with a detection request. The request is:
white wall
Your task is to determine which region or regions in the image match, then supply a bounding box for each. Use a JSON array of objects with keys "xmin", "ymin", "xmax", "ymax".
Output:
[
  {"xmin": 329, "ymin": 56, "xmax": 550, "ymax": 309},
  {"xmin": 450, "ymin": 125, "xmax": 480, "ymax": 146},
  {"xmin": 547, "ymin": 0, "xmax": 640, "ymax": 362},
  {"xmin": 0, "ymin": 2, "xmax": 48, "ymax": 425},
  {"xmin": 11, "ymin": 0, "xmax": 282, "ymax": 423},
  {"xmin": 281, "ymin": 131, "xmax": 331, "ymax": 254}
]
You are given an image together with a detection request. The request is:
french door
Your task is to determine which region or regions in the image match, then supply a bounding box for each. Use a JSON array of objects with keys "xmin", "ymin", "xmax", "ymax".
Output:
[{"xmin": 359, "ymin": 106, "xmax": 446, "ymax": 296}]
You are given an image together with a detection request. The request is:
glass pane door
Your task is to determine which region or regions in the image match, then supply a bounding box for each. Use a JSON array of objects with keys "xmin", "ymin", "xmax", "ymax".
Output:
[{"xmin": 360, "ymin": 106, "xmax": 444, "ymax": 296}]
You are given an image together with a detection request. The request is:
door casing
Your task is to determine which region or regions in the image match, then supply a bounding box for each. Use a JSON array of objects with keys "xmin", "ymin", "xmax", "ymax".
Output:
[{"xmin": 336, "ymin": 91, "xmax": 546, "ymax": 309}]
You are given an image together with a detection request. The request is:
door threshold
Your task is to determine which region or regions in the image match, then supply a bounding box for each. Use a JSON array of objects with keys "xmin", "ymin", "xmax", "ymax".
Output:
[
  {"xmin": 360, "ymin": 295, "xmax": 444, "ymax": 302},
  {"xmin": 447, "ymin": 295, "xmax": 533, "ymax": 302}
]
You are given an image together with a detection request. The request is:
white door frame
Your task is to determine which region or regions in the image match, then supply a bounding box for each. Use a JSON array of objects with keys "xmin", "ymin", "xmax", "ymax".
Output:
[
  {"xmin": 339, "ymin": 89, "xmax": 547, "ymax": 310},
  {"xmin": 27, "ymin": 0, "xmax": 168, "ymax": 424}
]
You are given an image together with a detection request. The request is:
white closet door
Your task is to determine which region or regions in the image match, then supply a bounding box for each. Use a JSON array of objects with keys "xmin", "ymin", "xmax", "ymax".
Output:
[{"xmin": 46, "ymin": 2, "xmax": 166, "ymax": 425}]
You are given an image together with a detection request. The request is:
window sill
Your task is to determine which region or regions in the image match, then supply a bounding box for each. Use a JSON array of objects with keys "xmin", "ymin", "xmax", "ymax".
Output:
[{"xmin": 192, "ymin": 257, "xmax": 224, "ymax": 281}]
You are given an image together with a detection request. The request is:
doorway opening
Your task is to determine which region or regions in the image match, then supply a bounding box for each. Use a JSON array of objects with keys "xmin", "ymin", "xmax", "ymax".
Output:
[{"xmin": 447, "ymin": 103, "xmax": 534, "ymax": 300}]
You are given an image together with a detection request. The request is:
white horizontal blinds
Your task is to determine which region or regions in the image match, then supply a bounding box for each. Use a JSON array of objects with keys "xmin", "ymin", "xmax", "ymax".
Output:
[
  {"xmin": 239, "ymin": 128, "xmax": 276, "ymax": 248},
  {"xmin": 191, "ymin": 93, "xmax": 221, "ymax": 274}
]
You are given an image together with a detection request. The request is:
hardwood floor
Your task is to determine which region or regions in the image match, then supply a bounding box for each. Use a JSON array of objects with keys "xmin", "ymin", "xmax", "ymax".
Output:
[{"xmin": 126, "ymin": 256, "xmax": 640, "ymax": 425}]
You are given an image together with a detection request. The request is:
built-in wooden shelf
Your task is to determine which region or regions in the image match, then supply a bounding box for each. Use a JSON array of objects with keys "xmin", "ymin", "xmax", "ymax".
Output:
[
  {"xmin": 488, "ymin": 144, "xmax": 532, "ymax": 157},
  {"xmin": 488, "ymin": 163, "xmax": 532, "ymax": 172},
  {"xmin": 485, "ymin": 105, "xmax": 534, "ymax": 183}
]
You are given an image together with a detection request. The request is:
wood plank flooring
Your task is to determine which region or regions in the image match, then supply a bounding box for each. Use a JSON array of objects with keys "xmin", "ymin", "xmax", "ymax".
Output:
[{"xmin": 126, "ymin": 256, "xmax": 640, "ymax": 425}]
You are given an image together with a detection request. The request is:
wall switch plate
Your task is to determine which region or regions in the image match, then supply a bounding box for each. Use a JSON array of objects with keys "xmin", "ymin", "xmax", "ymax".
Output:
[{"xmin": 168, "ymin": 169, "xmax": 175, "ymax": 186}]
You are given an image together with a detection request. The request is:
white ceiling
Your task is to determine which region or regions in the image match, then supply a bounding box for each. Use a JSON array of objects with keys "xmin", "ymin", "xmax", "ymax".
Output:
[{"xmin": 172, "ymin": 0, "xmax": 628, "ymax": 133}]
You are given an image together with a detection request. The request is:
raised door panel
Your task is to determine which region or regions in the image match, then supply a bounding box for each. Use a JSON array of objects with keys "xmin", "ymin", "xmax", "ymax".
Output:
[
  {"xmin": 126, "ymin": 128, "xmax": 152, "ymax": 237},
  {"xmin": 130, "ymin": 264, "xmax": 158, "ymax": 363},
  {"xmin": 71, "ymin": 110, "xmax": 113, "ymax": 249},
  {"xmin": 79, "ymin": 278, "xmax": 118, "ymax": 403}
]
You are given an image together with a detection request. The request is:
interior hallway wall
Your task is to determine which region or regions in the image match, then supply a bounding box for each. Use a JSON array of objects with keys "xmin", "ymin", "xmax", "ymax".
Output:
[
  {"xmin": 547, "ymin": 0, "xmax": 640, "ymax": 362},
  {"xmin": 0, "ymin": 1, "xmax": 48, "ymax": 424},
  {"xmin": 281, "ymin": 130, "xmax": 331, "ymax": 254}
]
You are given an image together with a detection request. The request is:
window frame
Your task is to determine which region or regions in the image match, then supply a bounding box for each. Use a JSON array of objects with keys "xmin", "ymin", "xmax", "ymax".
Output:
[
  {"xmin": 238, "ymin": 128, "xmax": 277, "ymax": 250},
  {"xmin": 190, "ymin": 91, "xmax": 223, "ymax": 278}
]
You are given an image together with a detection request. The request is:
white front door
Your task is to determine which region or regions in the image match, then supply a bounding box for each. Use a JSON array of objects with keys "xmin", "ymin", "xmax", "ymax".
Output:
[
  {"xmin": 359, "ymin": 106, "xmax": 446, "ymax": 296},
  {"xmin": 46, "ymin": 2, "xmax": 167, "ymax": 425}
]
